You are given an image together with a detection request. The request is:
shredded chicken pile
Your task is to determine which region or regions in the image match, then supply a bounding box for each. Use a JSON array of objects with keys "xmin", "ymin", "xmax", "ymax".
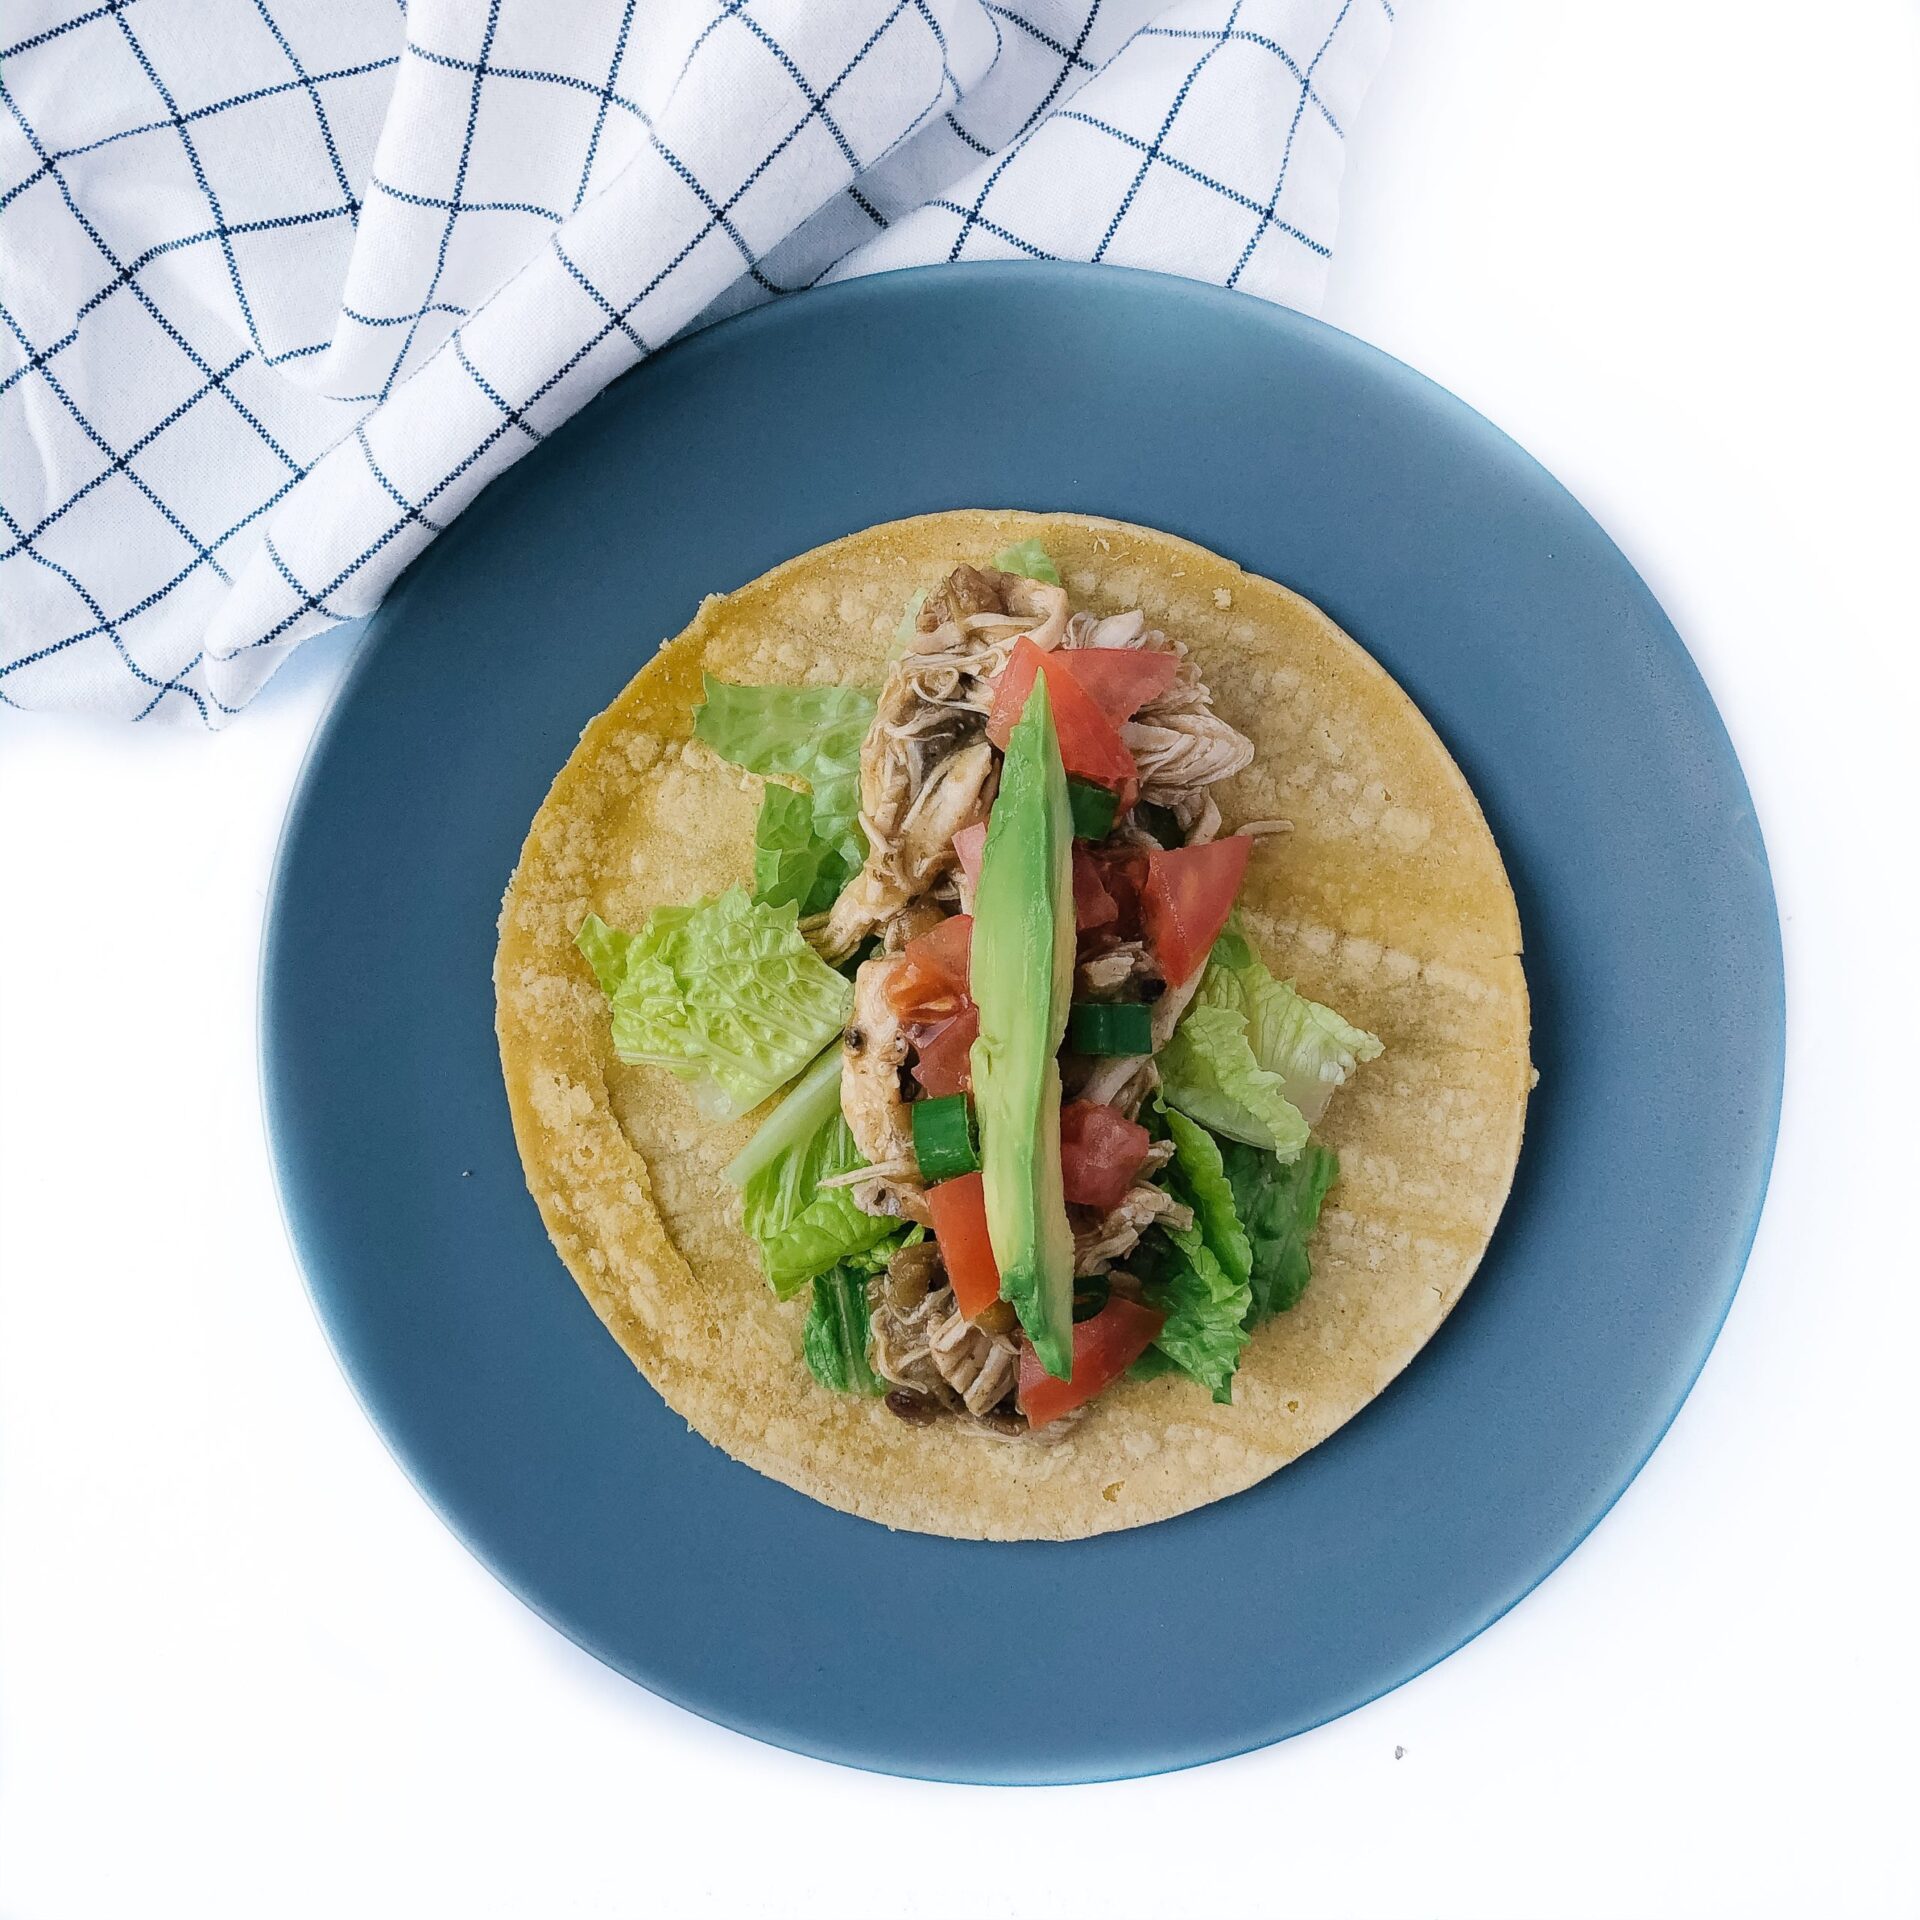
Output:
[
  {"xmin": 823, "ymin": 564, "xmax": 1256, "ymax": 1436},
  {"xmin": 868, "ymin": 1239, "xmax": 1021, "ymax": 1421}
]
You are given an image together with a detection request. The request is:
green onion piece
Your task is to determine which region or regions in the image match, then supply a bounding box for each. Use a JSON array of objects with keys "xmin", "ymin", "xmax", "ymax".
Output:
[
  {"xmin": 1066, "ymin": 777, "xmax": 1120, "ymax": 841},
  {"xmin": 1065, "ymin": 1000, "xmax": 1154, "ymax": 1057},
  {"xmin": 911, "ymin": 1093, "xmax": 980, "ymax": 1180},
  {"xmin": 1134, "ymin": 800, "xmax": 1185, "ymax": 848}
]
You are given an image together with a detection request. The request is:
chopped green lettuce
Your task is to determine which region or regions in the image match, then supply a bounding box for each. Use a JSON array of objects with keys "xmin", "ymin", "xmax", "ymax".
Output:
[
  {"xmin": 1159, "ymin": 1004, "xmax": 1311, "ymax": 1159},
  {"xmin": 692, "ymin": 678, "xmax": 877, "ymax": 914},
  {"xmin": 724, "ymin": 1046, "xmax": 896, "ymax": 1297},
  {"xmin": 1162, "ymin": 1105, "xmax": 1251, "ymax": 1290},
  {"xmin": 887, "ymin": 587, "xmax": 928, "ymax": 661},
  {"xmin": 1136, "ymin": 1219, "xmax": 1251, "ymax": 1404},
  {"xmin": 803, "ymin": 1262, "xmax": 884, "ymax": 1395},
  {"xmin": 1161, "ymin": 925, "xmax": 1381, "ymax": 1151},
  {"xmin": 751, "ymin": 784, "xmax": 852, "ymax": 916},
  {"xmin": 575, "ymin": 890, "xmax": 851, "ymax": 1118},
  {"xmin": 1133, "ymin": 1105, "xmax": 1254, "ymax": 1401},
  {"xmin": 1197, "ymin": 926, "xmax": 1383, "ymax": 1125},
  {"xmin": 1224, "ymin": 1138, "xmax": 1340, "ymax": 1323},
  {"xmin": 991, "ymin": 538, "xmax": 1061, "ymax": 586}
]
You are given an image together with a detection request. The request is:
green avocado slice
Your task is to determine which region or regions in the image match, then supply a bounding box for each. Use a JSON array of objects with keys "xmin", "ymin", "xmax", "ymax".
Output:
[{"xmin": 969, "ymin": 672, "xmax": 1077, "ymax": 1378}]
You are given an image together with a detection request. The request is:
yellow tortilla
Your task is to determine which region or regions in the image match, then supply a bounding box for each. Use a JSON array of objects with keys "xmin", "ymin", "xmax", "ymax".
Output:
[{"xmin": 495, "ymin": 512, "xmax": 1530, "ymax": 1540}]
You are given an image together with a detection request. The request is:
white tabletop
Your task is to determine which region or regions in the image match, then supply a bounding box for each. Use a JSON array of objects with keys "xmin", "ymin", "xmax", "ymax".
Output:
[{"xmin": 4, "ymin": 3, "xmax": 1916, "ymax": 1914}]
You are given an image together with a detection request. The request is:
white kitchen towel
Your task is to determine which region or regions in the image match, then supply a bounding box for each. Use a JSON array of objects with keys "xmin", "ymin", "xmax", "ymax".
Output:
[{"xmin": 0, "ymin": 0, "xmax": 1392, "ymax": 725}]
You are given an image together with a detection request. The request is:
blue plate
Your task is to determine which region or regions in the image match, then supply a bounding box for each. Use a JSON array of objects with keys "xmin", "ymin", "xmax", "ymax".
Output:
[{"xmin": 263, "ymin": 264, "xmax": 1782, "ymax": 1783}]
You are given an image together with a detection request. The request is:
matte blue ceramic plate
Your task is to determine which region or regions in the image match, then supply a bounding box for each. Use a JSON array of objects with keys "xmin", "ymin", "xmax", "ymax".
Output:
[{"xmin": 263, "ymin": 264, "xmax": 1782, "ymax": 1784}]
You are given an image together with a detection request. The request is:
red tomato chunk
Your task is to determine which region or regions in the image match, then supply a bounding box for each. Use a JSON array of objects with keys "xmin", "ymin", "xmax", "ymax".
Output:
[
  {"xmin": 1142, "ymin": 837, "xmax": 1252, "ymax": 987},
  {"xmin": 910, "ymin": 1004, "xmax": 979, "ymax": 1097},
  {"xmin": 927, "ymin": 1171, "xmax": 1000, "ymax": 1320},
  {"xmin": 885, "ymin": 914, "xmax": 972, "ymax": 1020},
  {"xmin": 1071, "ymin": 844, "xmax": 1118, "ymax": 931},
  {"xmin": 1018, "ymin": 1296, "xmax": 1166, "ymax": 1427},
  {"xmin": 1059, "ymin": 1099, "xmax": 1152, "ymax": 1212},
  {"xmin": 986, "ymin": 638, "xmax": 1138, "ymax": 802},
  {"xmin": 1056, "ymin": 647, "xmax": 1178, "ymax": 726},
  {"xmin": 952, "ymin": 819, "xmax": 987, "ymax": 886}
]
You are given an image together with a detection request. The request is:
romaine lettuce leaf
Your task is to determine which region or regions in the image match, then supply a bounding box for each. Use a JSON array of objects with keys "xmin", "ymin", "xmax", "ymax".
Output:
[
  {"xmin": 1131, "ymin": 1105, "xmax": 1254, "ymax": 1400},
  {"xmin": 1162, "ymin": 1104, "xmax": 1251, "ymax": 1290},
  {"xmin": 575, "ymin": 889, "xmax": 851, "ymax": 1118},
  {"xmin": 692, "ymin": 678, "xmax": 876, "ymax": 909},
  {"xmin": 1197, "ymin": 926, "xmax": 1383, "ymax": 1125},
  {"xmin": 991, "ymin": 538, "xmax": 1061, "ymax": 586},
  {"xmin": 725, "ymin": 1047, "xmax": 897, "ymax": 1297},
  {"xmin": 1135, "ymin": 1217, "xmax": 1251, "ymax": 1404},
  {"xmin": 803, "ymin": 1262, "xmax": 884, "ymax": 1395},
  {"xmin": 751, "ymin": 784, "xmax": 856, "ymax": 916},
  {"xmin": 1158, "ymin": 1004, "xmax": 1311, "ymax": 1159},
  {"xmin": 887, "ymin": 587, "xmax": 928, "ymax": 662},
  {"xmin": 1223, "ymin": 1138, "xmax": 1340, "ymax": 1323}
]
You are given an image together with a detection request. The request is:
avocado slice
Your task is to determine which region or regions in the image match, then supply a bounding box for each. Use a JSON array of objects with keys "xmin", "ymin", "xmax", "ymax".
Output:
[{"xmin": 969, "ymin": 672, "xmax": 1077, "ymax": 1378}]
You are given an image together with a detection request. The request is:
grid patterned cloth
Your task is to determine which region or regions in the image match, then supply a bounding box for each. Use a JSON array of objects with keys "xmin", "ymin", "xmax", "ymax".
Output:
[{"xmin": 0, "ymin": 0, "xmax": 1392, "ymax": 725}]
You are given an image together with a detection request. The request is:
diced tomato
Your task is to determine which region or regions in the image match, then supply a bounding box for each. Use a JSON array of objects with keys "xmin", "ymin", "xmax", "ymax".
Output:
[
  {"xmin": 1092, "ymin": 845, "xmax": 1150, "ymax": 937},
  {"xmin": 1143, "ymin": 837, "xmax": 1252, "ymax": 987},
  {"xmin": 905, "ymin": 914, "xmax": 970, "ymax": 992},
  {"xmin": 927, "ymin": 1171, "xmax": 1000, "ymax": 1320},
  {"xmin": 1043, "ymin": 658, "xmax": 1138, "ymax": 803},
  {"xmin": 952, "ymin": 820, "xmax": 987, "ymax": 886},
  {"xmin": 1057, "ymin": 648, "xmax": 1179, "ymax": 726},
  {"xmin": 1071, "ymin": 844, "xmax": 1117, "ymax": 932},
  {"xmin": 885, "ymin": 914, "xmax": 973, "ymax": 1020},
  {"xmin": 986, "ymin": 638, "xmax": 1139, "ymax": 803},
  {"xmin": 911, "ymin": 1003, "xmax": 979, "ymax": 1097},
  {"xmin": 1018, "ymin": 1296, "xmax": 1166, "ymax": 1427},
  {"xmin": 984, "ymin": 637, "xmax": 1044, "ymax": 750},
  {"xmin": 1059, "ymin": 1099, "xmax": 1152, "ymax": 1212}
]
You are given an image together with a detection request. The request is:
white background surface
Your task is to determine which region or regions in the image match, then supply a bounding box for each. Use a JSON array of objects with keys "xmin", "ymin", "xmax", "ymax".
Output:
[{"xmin": 3, "ymin": 2, "xmax": 1917, "ymax": 1914}]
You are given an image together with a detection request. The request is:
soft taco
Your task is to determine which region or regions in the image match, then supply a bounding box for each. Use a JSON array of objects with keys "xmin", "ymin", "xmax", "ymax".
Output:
[{"xmin": 495, "ymin": 512, "xmax": 1530, "ymax": 1541}]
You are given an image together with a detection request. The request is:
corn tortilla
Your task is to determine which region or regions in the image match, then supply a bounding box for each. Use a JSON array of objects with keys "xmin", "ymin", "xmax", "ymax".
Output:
[{"xmin": 495, "ymin": 511, "xmax": 1530, "ymax": 1540}]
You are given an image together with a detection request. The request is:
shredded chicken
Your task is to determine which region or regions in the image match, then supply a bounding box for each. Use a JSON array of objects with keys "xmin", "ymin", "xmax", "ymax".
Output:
[
  {"xmin": 839, "ymin": 958, "xmax": 931, "ymax": 1223},
  {"xmin": 1076, "ymin": 939, "xmax": 1158, "ymax": 1000},
  {"xmin": 1174, "ymin": 789, "xmax": 1223, "ymax": 847},
  {"xmin": 1074, "ymin": 1183, "xmax": 1193, "ymax": 1275},
  {"xmin": 1150, "ymin": 964, "xmax": 1208, "ymax": 1052},
  {"xmin": 869, "ymin": 1241, "xmax": 957, "ymax": 1408},
  {"xmin": 923, "ymin": 565, "xmax": 1071, "ymax": 650},
  {"xmin": 921, "ymin": 564, "xmax": 1005, "ymax": 629},
  {"xmin": 881, "ymin": 898, "xmax": 951, "ymax": 951},
  {"xmin": 1124, "ymin": 709, "xmax": 1254, "ymax": 798},
  {"xmin": 956, "ymin": 1402, "xmax": 1087, "ymax": 1445},
  {"xmin": 1060, "ymin": 601, "xmax": 1254, "ymax": 816},
  {"xmin": 1067, "ymin": 608, "xmax": 1160, "ymax": 651},
  {"xmin": 1077, "ymin": 1051, "xmax": 1160, "ymax": 1117},
  {"xmin": 812, "ymin": 562, "xmax": 1079, "ymax": 959},
  {"xmin": 821, "ymin": 737, "xmax": 997, "ymax": 958},
  {"xmin": 869, "ymin": 1241, "xmax": 1024, "ymax": 1425},
  {"xmin": 1140, "ymin": 1138, "xmax": 1177, "ymax": 1179},
  {"xmin": 851, "ymin": 1171, "xmax": 933, "ymax": 1228},
  {"xmin": 927, "ymin": 1295, "xmax": 1021, "ymax": 1415}
]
